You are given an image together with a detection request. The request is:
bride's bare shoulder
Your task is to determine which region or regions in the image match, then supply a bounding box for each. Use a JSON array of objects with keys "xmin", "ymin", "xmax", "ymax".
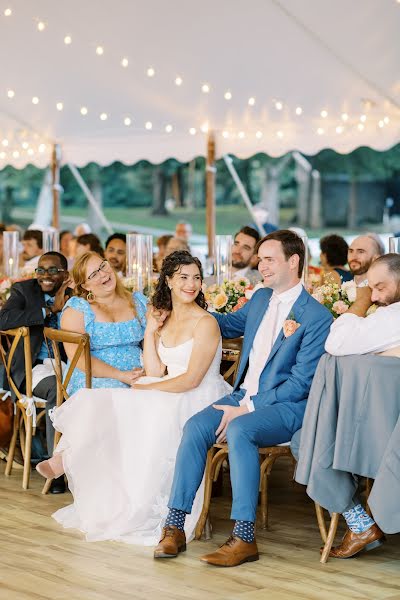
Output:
[{"xmin": 193, "ymin": 311, "xmax": 220, "ymax": 337}]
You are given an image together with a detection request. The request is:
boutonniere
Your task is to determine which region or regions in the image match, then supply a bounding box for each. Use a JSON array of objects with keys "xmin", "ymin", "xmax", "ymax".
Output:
[{"xmin": 283, "ymin": 311, "xmax": 301, "ymax": 338}]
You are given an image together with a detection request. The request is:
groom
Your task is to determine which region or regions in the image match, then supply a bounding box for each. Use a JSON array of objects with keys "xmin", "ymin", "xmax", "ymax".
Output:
[{"xmin": 154, "ymin": 230, "xmax": 333, "ymax": 566}]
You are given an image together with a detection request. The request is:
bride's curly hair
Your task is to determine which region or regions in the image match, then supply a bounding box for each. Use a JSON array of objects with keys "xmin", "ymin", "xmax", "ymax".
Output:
[{"xmin": 152, "ymin": 250, "xmax": 207, "ymax": 311}]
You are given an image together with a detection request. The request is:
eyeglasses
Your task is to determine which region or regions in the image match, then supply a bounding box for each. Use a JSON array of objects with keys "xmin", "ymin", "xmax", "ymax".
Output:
[
  {"xmin": 35, "ymin": 267, "xmax": 65, "ymax": 276},
  {"xmin": 87, "ymin": 260, "xmax": 111, "ymax": 281}
]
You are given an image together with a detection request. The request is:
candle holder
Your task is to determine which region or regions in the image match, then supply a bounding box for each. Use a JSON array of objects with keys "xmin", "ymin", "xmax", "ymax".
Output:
[
  {"xmin": 43, "ymin": 229, "xmax": 60, "ymax": 253},
  {"xmin": 215, "ymin": 235, "xmax": 232, "ymax": 286},
  {"xmin": 126, "ymin": 234, "xmax": 153, "ymax": 295},
  {"xmin": 389, "ymin": 237, "xmax": 400, "ymax": 254},
  {"xmin": 3, "ymin": 231, "xmax": 19, "ymax": 278}
]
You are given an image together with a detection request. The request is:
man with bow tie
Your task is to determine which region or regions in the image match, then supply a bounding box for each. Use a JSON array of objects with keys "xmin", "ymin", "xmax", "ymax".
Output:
[
  {"xmin": 154, "ymin": 230, "xmax": 333, "ymax": 566},
  {"xmin": 0, "ymin": 251, "xmax": 71, "ymax": 493}
]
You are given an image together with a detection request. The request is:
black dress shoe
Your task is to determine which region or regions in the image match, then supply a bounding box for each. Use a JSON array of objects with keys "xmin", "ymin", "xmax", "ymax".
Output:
[{"xmin": 50, "ymin": 476, "xmax": 66, "ymax": 494}]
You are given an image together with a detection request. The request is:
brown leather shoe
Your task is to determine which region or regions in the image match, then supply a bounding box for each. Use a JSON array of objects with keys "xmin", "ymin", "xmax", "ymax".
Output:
[
  {"xmin": 200, "ymin": 535, "xmax": 259, "ymax": 567},
  {"xmin": 328, "ymin": 524, "xmax": 385, "ymax": 559},
  {"xmin": 154, "ymin": 526, "xmax": 186, "ymax": 559}
]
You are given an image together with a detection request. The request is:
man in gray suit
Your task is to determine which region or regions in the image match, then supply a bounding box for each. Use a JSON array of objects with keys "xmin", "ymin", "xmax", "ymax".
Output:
[{"xmin": 294, "ymin": 253, "xmax": 400, "ymax": 559}]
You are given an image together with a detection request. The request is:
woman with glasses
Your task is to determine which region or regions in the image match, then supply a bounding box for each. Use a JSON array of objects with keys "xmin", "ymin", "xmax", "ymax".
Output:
[
  {"xmin": 37, "ymin": 251, "xmax": 231, "ymax": 546},
  {"xmin": 59, "ymin": 251, "xmax": 147, "ymax": 395}
]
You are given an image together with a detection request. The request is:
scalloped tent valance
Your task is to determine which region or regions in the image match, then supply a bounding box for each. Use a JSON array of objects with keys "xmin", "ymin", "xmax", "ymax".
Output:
[{"xmin": 1, "ymin": 0, "xmax": 399, "ymax": 168}]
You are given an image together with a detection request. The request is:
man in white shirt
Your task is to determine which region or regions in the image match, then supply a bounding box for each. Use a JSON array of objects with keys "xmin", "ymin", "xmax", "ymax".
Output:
[
  {"xmin": 231, "ymin": 226, "xmax": 262, "ymax": 284},
  {"xmin": 347, "ymin": 233, "xmax": 384, "ymax": 286},
  {"xmin": 311, "ymin": 253, "xmax": 400, "ymax": 559}
]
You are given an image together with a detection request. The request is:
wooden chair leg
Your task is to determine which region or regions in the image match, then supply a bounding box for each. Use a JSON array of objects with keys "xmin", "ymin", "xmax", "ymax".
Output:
[
  {"xmin": 365, "ymin": 477, "xmax": 373, "ymax": 517},
  {"xmin": 5, "ymin": 408, "xmax": 20, "ymax": 477},
  {"xmin": 259, "ymin": 455, "xmax": 278, "ymax": 529},
  {"xmin": 195, "ymin": 448, "xmax": 217, "ymax": 540},
  {"xmin": 320, "ymin": 513, "xmax": 340, "ymax": 564},
  {"xmin": 22, "ymin": 416, "xmax": 33, "ymax": 490},
  {"xmin": 315, "ymin": 503, "xmax": 328, "ymax": 543}
]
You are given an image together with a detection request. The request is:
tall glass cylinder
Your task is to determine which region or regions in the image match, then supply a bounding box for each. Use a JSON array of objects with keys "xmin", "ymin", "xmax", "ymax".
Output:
[
  {"xmin": 126, "ymin": 234, "xmax": 153, "ymax": 295},
  {"xmin": 3, "ymin": 231, "xmax": 19, "ymax": 278},
  {"xmin": 215, "ymin": 235, "xmax": 232, "ymax": 286},
  {"xmin": 301, "ymin": 236, "xmax": 309, "ymax": 287},
  {"xmin": 389, "ymin": 237, "xmax": 400, "ymax": 254},
  {"xmin": 43, "ymin": 229, "xmax": 60, "ymax": 253}
]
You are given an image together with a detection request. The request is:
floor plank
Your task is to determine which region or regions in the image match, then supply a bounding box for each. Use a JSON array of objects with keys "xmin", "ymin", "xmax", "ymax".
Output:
[{"xmin": 1, "ymin": 457, "xmax": 399, "ymax": 600}]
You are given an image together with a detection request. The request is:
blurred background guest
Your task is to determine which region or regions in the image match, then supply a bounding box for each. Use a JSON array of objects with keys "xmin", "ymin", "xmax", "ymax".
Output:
[
  {"xmin": 59, "ymin": 230, "xmax": 74, "ymax": 258},
  {"xmin": 165, "ymin": 236, "xmax": 190, "ymax": 257},
  {"xmin": 74, "ymin": 223, "xmax": 91, "ymax": 237},
  {"xmin": 20, "ymin": 229, "xmax": 43, "ymax": 272},
  {"xmin": 76, "ymin": 233, "xmax": 104, "ymax": 258},
  {"xmin": 104, "ymin": 233, "xmax": 126, "ymax": 277},
  {"xmin": 153, "ymin": 234, "xmax": 173, "ymax": 273},
  {"xmin": 320, "ymin": 234, "xmax": 353, "ymax": 284}
]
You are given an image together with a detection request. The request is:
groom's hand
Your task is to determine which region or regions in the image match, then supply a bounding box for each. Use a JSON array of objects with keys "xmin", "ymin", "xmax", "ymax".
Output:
[{"xmin": 213, "ymin": 404, "xmax": 249, "ymax": 443}]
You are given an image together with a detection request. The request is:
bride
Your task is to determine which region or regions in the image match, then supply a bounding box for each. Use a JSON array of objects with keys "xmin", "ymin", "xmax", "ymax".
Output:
[{"xmin": 37, "ymin": 250, "xmax": 231, "ymax": 545}]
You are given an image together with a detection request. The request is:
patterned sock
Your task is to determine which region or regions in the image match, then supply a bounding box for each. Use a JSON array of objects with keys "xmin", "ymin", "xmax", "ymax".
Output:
[
  {"xmin": 342, "ymin": 504, "xmax": 375, "ymax": 534},
  {"xmin": 165, "ymin": 508, "xmax": 186, "ymax": 532},
  {"xmin": 233, "ymin": 520, "xmax": 255, "ymax": 543}
]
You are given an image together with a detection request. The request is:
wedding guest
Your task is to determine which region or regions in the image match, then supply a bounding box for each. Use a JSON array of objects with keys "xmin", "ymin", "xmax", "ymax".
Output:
[
  {"xmin": 59, "ymin": 252, "xmax": 146, "ymax": 394},
  {"xmin": 165, "ymin": 236, "xmax": 190, "ymax": 257},
  {"xmin": 231, "ymin": 226, "xmax": 262, "ymax": 284},
  {"xmin": 76, "ymin": 233, "xmax": 104, "ymax": 258},
  {"xmin": 0, "ymin": 251, "xmax": 72, "ymax": 493},
  {"xmin": 348, "ymin": 233, "xmax": 384, "ymax": 286},
  {"xmin": 294, "ymin": 253, "xmax": 400, "ymax": 559},
  {"xmin": 59, "ymin": 230, "xmax": 73, "ymax": 258},
  {"xmin": 36, "ymin": 251, "xmax": 231, "ymax": 545},
  {"xmin": 74, "ymin": 223, "xmax": 91, "ymax": 237},
  {"xmin": 153, "ymin": 234, "xmax": 173, "ymax": 273},
  {"xmin": 154, "ymin": 230, "xmax": 333, "ymax": 566},
  {"xmin": 20, "ymin": 229, "xmax": 43, "ymax": 272},
  {"xmin": 104, "ymin": 233, "xmax": 126, "ymax": 277},
  {"xmin": 175, "ymin": 222, "xmax": 192, "ymax": 242},
  {"xmin": 319, "ymin": 234, "xmax": 352, "ymax": 284}
]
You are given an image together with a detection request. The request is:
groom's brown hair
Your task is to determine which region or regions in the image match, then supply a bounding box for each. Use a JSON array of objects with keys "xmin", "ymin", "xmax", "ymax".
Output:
[{"xmin": 256, "ymin": 230, "xmax": 305, "ymax": 278}]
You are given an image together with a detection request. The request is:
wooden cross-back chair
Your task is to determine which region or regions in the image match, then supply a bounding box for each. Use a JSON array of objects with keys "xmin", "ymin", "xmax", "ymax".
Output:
[
  {"xmin": 196, "ymin": 337, "xmax": 293, "ymax": 540},
  {"xmin": 0, "ymin": 327, "xmax": 46, "ymax": 489},
  {"xmin": 41, "ymin": 327, "xmax": 92, "ymax": 494}
]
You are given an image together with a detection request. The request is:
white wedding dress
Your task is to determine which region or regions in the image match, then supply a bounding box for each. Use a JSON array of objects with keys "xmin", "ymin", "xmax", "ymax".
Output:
[{"xmin": 52, "ymin": 338, "xmax": 231, "ymax": 545}]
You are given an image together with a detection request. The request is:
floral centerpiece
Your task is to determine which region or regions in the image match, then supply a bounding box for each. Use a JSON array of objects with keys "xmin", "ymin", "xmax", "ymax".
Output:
[
  {"xmin": 0, "ymin": 277, "xmax": 13, "ymax": 305},
  {"xmin": 311, "ymin": 276, "xmax": 357, "ymax": 318},
  {"xmin": 121, "ymin": 275, "xmax": 158, "ymax": 298},
  {"xmin": 204, "ymin": 278, "xmax": 264, "ymax": 313}
]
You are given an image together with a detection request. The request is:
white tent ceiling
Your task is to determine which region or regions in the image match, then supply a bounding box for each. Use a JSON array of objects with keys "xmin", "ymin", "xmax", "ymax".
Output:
[{"xmin": 1, "ymin": 0, "xmax": 400, "ymax": 168}]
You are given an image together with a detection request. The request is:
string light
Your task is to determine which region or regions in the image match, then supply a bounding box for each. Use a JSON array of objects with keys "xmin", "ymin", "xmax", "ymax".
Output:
[
  {"xmin": 224, "ymin": 91, "xmax": 232, "ymax": 100},
  {"xmin": 2, "ymin": 139, "xmax": 9, "ymax": 147},
  {"xmin": 248, "ymin": 97, "xmax": 255, "ymax": 106},
  {"xmin": 357, "ymin": 123, "xmax": 365, "ymax": 131},
  {"xmin": 7, "ymin": 89, "xmax": 15, "ymax": 99},
  {"xmin": 276, "ymin": 130, "xmax": 284, "ymax": 138},
  {"xmin": 96, "ymin": 46, "xmax": 104, "ymax": 56},
  {"xmin": 238, "ymin": 131, "xmax": 245, "ymax": 139},
  {"xmin": 320, "ymin": 110, "xmax": 328, "ymax": 118},
  {"xmin": 124, "ymin": 117, "xmax": 131, "ymax": 126},
  {"xmin": 165, "ymin": 124, "xmax": 173, "ymax": 133},
  {"xmin": 145, "ymin": 121, "xmax": 152, "ymax": 130},
  {"xmin": 0, "ymin": 152, "xmax": 6, "ymax": 159},
  {"xmin": 22, "ymin": 142, "xmax": 29, "ymax": 150},
  {"xmin": 12, "ymin": 150, "xmax": 20, "ymax": 158},
  {"xmin": 37, "ymin": 21, "xmax": 46, "ymax": 32},
  {"xmin": 295, "ymin": 106, "xmax": 302, "ymax": 115},
  {"xmin": 384, "ymin": 116, "xmax": 390, "ymax": 124},
  {"xmin": 201, "ymin": 83, "xmax": 210, "ymax": 93},
  {"xmin": 4, "ymin": 8, "xmax": 12, "ymax": 16},
  {"xmin": 27, "ymin": 148, "xmax": 34, "ymax": 156},
  {"xmin": 32, "ymin": 96, "xmax": 39, "ymax": 104},
  {"xmin": 360, "ymin": 114, "xmax": 367, "ymax": 122},
  {"xmin": 275, "ymin": 101, "xmax": 283, "ymax": 111},
  {"xmin": 317, "ymin": 127, "xmax": 324, "ymax": 135},
  {"xmin": 64, "ymin": 35, "xmax": 72, "ymax": 45},
  {"xmin": 378, "ymin": 120, "xmax": 384, "ymax": 128},
  {"xmin": 255, "ymin": 131, "xmax": 263, "ymax": 139},
  {"xmin": 100, "ymin": 112, "xmax": 108, "ymax": 121},
  {"xmin": 38, "ymin": 144, "xmax": 46, "ymax": 153},
  {"xmin": 175, "ymin": 76, "xmax": 183, "ymax": 86},
  {"xmin": 121, "ymin": 57, "xmax": 129, "ymax": 68},
  {"xmin": 80, "ymin": 106, "xmax": 88, "ymax": 115},
  {"xmin": 341, "ymin": 113, "xmax": 349, "ymax": 122},
  {"xmin": 147, "ymin": 67, "xmax": 155, "ymax": 77},
  {"xmin": 222, "ymin": 131, "xmax": 229, "ymax": 139},
  {"xmin": 189, "ymin": 127, "xmax": 196, "ymax": 135},
  {"xmin": 56, "ymin": 102, "xmax": 63, "ymax": 111},
  {"xmin": 335, "ymin": 126, "xmax": 343, "ymax": 134},
  {"xmin": 200, "ymin": 122, "xmax": 209, "ymax": 133}
]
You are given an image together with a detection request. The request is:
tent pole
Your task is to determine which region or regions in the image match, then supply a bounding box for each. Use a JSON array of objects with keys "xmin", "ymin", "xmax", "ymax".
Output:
[
  {"xmin": 205, "ymin": 132, "xmax": 216, "ymax": 258},
  {"xmin": 51, "ymin": 144, "xmax": 61, "ymax": 229}
]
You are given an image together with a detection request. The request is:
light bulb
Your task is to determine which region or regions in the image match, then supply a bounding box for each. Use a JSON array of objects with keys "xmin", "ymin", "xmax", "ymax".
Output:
[
  {"xmin": 317, "ymin": 127, "xmax": 324, "ymax": 135},
  {"xmin": 256, "ymin": 131, "xmax": 263, "ymax": 139},
  {"xmin": 378, "ymin": 120, "xmax": 384, "ymax": 128},
  {"xmin": 275, "ymin": 101, "xmax": 283, "ymax": 110},
  {"xmin": 276, "ymin": 130, "xmax": 284, "ymax": 139},
  {"xmin": 124, "ymin": 117, "xmax": 131, "ymax": 126},
  {"xmin": 248, "ymin": 97, "xmax": 255, "ymax": 106},
  {"xmin": 12, "ymin": 150, "xmax": 20, "ymax": 158},
  {"xmin": 238, "ymin": 131, "xmax": 245, "ymax": 139},
  {"xmin": 7, "ymin": 89, "xmax": 15, "ymax": 99},
  {"xmin": 175, "ymin": 76, "xmax": 183, "ymax": 86},
  {"xmin": 147, "ymin": 67, "xmax": 155, "ymax": 77},
  {"xmin": 189, "ymin": 127, "xmax": 196, "ymax": 135},
  {"xmin": 336, "ymin": 126, "xmax": 343, "ymax": 134},
  {"xmin": 360, "ymin": 114, "xmax": 367, "ymax": 122},
  {"xmin": 80, "ymin": 106, "xmax": 88, "ymax": 116},
  {"xmin": 64, "ymin": 35, "xmax": 72, "ymax": 45},
  {"xmin": 224, "ymin": 91, "xmax": 232, "ymax": 100},
  {"xmin": 121, "ymin": 57, "xmax": 129, "ymax": 68},
  {"xmin": 341, "ymin": 113, "xmax": 349, "ymax": 121},
  {"xmin": 27, "ymin": 148, "xmax": 34, "ymax": 156},
  {"xmin": 383, "ymin": 116, "xmax": 390, "ymax": 124},
  {"xmin": 4, "ymin": 8, "xmax": 12, "ymax": 16},
  {"xmin": 320, "ymin": 110, "xmax": 328, "ymax": 118},
  {"xmin": 200, "ymin": 122, "xmax": 209, "ymax": 133},
  {"xmin": 100, "ymin": 112, "xmax": 108, "ymax": 121},
  {"xmin": 145, "ymin": 121, "xmax": 152, "ymax": 130},
  {"xmin": 357, "ymin": 123, "xmax": 364, "ymax": 131},
  {"xmin": 2, "ymin": 139, "xmax": 9, "ymax": 147},
  {"xmin": 201, "ymin": 83, "xmax": 210, "ymax": 93},
  {"xmin": 165, "ymin": 124, "xmax": 173, "ymax": 133},
  {"xmin": 37, "ymin": 21, "xmax": 46, "ymax": 32},
  {"xmin": 22, "ymin": 142, "xmax": 29, "ymax": 150},
  {"xmin": 295, "ymin": 106, "xmax": 302, "ymax": 115},
  {"xmin": 96, "ymin": 46, "xmax": 104, "ymax": 56},
  {"xmin": 0, "ymin": 151, "xmax": 6, "ymax": 159},
  {"xmin": 56, "ymin": 102, "xmax": 63, "ymax": 111},
  {"xmin": 32, "ymin": 96, "xmax": 39, "ymax": 105},
  {"xmin": 38, "ymin": 144, "xmax": 46, "ymax": 153},
  {"xmin": 222, "ymin": 131, "xmax": 229, "ymax": 139}
]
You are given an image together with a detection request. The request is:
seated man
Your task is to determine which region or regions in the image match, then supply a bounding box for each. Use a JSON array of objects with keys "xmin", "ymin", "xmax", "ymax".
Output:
[
  {"xmin": 154, "ymin": 230, "xmax": 332, "ymax": 567},
  {"xmin": 104, "ymin": 233, "xmax": 126, "ymax": 277},
  {"xmin": 347, "ymin": 233, "xmax": 384, "ymax": 286},
  {"xmin": 0, "ymin": 251, "xmax": 72, "ymax": 493},
  {"xmin": 294, "ymin": 253, "xmax": 400, "ymax": 558}
]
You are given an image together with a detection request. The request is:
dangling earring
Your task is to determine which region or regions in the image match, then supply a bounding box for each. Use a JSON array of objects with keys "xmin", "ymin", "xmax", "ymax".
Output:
[{"xmin": 87, "ymin": 290, "xmax": 95, "ymax": 302}]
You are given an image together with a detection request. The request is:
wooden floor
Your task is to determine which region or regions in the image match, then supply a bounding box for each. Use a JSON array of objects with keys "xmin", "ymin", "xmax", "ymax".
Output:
[{"xmin": 1, "ymin": 457, "xmax": 399, "ymax": 600}]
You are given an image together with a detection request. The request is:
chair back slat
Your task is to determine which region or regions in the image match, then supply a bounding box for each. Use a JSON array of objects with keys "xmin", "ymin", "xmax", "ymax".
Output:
[{"xmin": 0, "ymin": 327, "xmax": 32, "ymax": 400}]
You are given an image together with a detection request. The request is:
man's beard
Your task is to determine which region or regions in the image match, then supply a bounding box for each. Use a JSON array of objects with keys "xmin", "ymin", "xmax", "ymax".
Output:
[
  {"xmin": 232, "ymin": 259, "xmax": 250, "ymax": 270},
  {"xmin": 375, "ymin": 282, "xmax": 400, "ymax": 307},
  {"xmin": 349, "ymin": 258, "xmax": 374, "ymax": 276}
]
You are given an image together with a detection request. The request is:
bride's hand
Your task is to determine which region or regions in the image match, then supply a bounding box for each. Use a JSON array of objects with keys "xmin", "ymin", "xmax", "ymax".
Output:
[
  {"xmin": 119, "ymin": 368, "xmax": 144, "ymax": 386},
  {"xmin": 145, "ymin": 307, "xmax": 169, "ymax": 334}
]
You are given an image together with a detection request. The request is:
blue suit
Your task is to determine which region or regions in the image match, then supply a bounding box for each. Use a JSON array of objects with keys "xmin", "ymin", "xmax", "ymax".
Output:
[{"xmin": 169, "ymin": 286, "xmax": 333, "ymax": 522}]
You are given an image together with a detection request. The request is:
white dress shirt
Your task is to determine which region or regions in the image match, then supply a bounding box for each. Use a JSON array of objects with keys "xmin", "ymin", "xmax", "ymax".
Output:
[
  {"xmin": 240, "ymin": 282, "xmax": 303, "ymax": 412},
  {"xmin": 325, "ymin": 301, "xmax": 400, "ymax": 356}
]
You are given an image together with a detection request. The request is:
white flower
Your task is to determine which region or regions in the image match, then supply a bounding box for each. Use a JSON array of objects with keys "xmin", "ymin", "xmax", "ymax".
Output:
[
  {"xmin": 341, "ymin": 280, "xmax": 357, "ymax": 302},
  {"xmin": 245, "ymin": 282, "xmax": 264, "ymax": 300}
]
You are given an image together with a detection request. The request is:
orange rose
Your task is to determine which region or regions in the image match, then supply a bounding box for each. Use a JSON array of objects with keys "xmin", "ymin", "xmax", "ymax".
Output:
[{"xmin": 283, "ymin": 319, "xmax": 300, "ymax": 338}]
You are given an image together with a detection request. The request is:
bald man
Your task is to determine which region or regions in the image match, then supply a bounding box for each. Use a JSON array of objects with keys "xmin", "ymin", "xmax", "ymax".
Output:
[{"xmin": 348, "ymin": 233, "xmax": 384, "ymax": 286}]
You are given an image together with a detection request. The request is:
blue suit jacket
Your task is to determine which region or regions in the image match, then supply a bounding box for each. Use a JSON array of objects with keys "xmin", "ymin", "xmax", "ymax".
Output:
[{"xmin": 213, "ymin": 286, "xmax": 333, "ymax": 427}]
